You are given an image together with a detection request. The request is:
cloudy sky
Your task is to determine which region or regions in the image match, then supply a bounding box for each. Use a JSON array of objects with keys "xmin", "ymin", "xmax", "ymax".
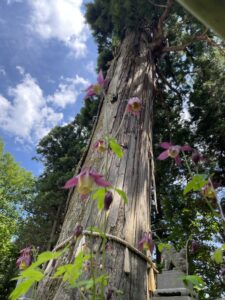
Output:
[{"xmin": 0, "ymin": 0, "xmax": 97, "ymax": 175}]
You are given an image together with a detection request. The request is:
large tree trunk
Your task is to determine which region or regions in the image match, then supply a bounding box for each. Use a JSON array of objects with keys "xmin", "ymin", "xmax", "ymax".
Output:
[{"xmin": 37, "ymin": 29, "xmax": 156, "ymax": 300}]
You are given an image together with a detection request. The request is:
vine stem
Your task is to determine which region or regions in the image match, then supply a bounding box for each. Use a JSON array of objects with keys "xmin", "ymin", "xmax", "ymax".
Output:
[{"xmin": 181, "ymin": 150, "xmax": 193, "ymax": 178}]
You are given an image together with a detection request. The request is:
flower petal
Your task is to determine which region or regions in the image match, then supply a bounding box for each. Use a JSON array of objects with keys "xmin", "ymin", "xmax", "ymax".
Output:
[
  {"xmin": 174, "ymin": 155, "xmax": 182, "ymax": 165},
  {"xmin": 94, "ymin": 176, "xmax": 111, "ymax": 187},
  {"xmin": 157, "ymin": 150, "xmax": 169, "ymax": 160},
  {"xmin": 64, "ymin": 177, "xmax": 78, "ymax": 189},
  {"xmin": 85, "ymin": 85, "xmax": 95, "ymax": 98},
  {"xmin": 97, "ymin": 70, "xmax": 105, "ymax": 87},
  {"xmin": 181, "ymin": 145, "xmax": 192, "ymax": 151},
  {"xmin": 159, "ymin": 142, "xmax": 172, "ymax": 149}
]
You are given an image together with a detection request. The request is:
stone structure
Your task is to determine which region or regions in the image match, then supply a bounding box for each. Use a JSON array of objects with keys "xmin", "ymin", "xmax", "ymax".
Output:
[{"xmin": 153, "ymin": 270, "xmax": 198, "ymax": 300}]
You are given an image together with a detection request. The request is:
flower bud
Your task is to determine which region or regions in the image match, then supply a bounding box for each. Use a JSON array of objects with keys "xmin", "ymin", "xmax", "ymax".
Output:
[
  {"xmin": 73, "ymin": 224, "xmax": 83, "ymax": 238},
  {"xmin": 106, "ymin": 288, "xmax": 114, "ymax": 300},
  {"xmin": 190, "ymin": 240, "xmax": 199, "ymax": 254},
  {"xmin": 104, "ymin": 191, "xmax": 113, "ymax": 210},
  {"xmin": 192, "ymin": 151, "xmax": 201, "ymax": 164}
]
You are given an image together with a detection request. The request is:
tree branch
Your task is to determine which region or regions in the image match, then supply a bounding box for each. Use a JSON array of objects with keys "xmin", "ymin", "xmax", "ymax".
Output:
[
  {"xmin": 157, "ymin": 0, "xmax": 173, "ymax": 34},
  {"xmin": 163, "ymin": 28, "xmax": 225, "ymax": 54}
]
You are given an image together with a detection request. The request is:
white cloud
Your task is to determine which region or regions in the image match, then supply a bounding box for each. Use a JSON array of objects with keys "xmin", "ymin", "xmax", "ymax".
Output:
[
  {"xmin": 47, "ymin": 75, "xmax": 89, "ymax": 108},
  {"xmin": 0, "ymin": 70, "xmax": 89, "ymax": 143},
  {"xmin": 16, "ymin": 65, "xmax": 25, "ymax": 75},
  {"xmin": 86, "ymin": 61, "xmax": 96, "ymax": 77},
  {"xmin": 0, "ymin": 73, "xmax": 63, "ymax": 143},
  {"xmin": 28, "ymin": 0, "xmax": 89, "ymax": 57}
]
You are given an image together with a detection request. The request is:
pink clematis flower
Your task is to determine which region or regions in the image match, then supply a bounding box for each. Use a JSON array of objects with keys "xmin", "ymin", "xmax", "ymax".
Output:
[
  {"xmin": 126, "ymin": 97, "xmax": 142, "ymax": 116},
  {"xmin": 85, "ymin": 70, "xmax": 105, "ymax": 98},
  {"xmin": 64, "ymin": 168, "xmax": 111, "ymax": 197},
  {"xmin": 157, "ymin": 142, "xmax": 192, "ymax": 165},
  {"xmin": 138, "ymin": 232, "xmax": 155, "ymax": 253},
  {"xmin": 93, "ymin": 139, "xmax": 106, "ymax": 153}
]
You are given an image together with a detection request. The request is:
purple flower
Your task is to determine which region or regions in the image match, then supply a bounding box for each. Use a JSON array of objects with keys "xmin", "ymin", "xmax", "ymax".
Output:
[
  {"xmin": 64, "ymin": 168, "xmax": 111, "ymax": 197},
  {"xmin": 157, "ymin": 142, "xmax": 192, "ymax": 165},
  {"xmin": 126, "ymin": 97, "xmax": 142, "ymax": 116},
  {"xmin": 192, "ymin": 151, "xmax": 202, "ymax": 164},
  {"xmin": 93, "ymin": 139, "xmax": 106, "ymax": 153},
  {"xmin": 104, "ymin": 191, "xmax": 113, "ymax": 210},
  {"xmin": 16, "ymin": 246, "xmax": 33, "ymax": 270},
  {"xmin": 138, "ymin": 232, "xmax": 155, "ymax": 253},
  {"xmin": 190, "ymin": 240, "xmax": 199, "ymax": 254},
  {"xmin": 85, "ymin": 70, "xmax": 105, "ymax": 98}
]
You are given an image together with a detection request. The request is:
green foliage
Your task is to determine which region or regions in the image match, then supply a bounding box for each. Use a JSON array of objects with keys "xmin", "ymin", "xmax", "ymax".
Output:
[
  {"xmin": 10, "ymin": 251, "xmax": 62, "ymax": 300},
  {"xmin": 184, "ymin": 174, "xmax": 208, "ymax": 195},
  {"xmin": 0, "ymin": 140, "xmax": 35, "ymax": 298},
  {"xmin": 93, "ymin": 188, "xmax": 106, "ymax": 210},
  {"xmin": 115, "ymin": 188, "xmax": 128, "ymax": 204},
  {"xmin": 212, "ymin": 244, "xmax": 225, "ymax": 264},
  {"xmin": 53, "ymin": 252, "xmax": 90, "ymax": 287},
  {"xmin": 108, "ymin": 137, "xmax": 123, "ymax": 159},
  {"xmin": 158, "ymin": 243, "xmax": 172, "ymax": 253},
  {"xmin": 182, "ymin": 274, "xmax": 206, "ymax": 291}
]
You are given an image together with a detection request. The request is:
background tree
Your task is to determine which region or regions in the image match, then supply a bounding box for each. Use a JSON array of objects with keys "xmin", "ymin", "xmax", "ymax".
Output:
[{"xmin": 0, "ymin": 140, "xmax": 35, "ymax": 299}]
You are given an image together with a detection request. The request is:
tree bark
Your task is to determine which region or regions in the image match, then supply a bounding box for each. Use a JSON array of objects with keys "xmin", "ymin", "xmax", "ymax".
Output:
[{"xmin": 37, "ymin": 29, "xmax": 156, "ymax": 300}]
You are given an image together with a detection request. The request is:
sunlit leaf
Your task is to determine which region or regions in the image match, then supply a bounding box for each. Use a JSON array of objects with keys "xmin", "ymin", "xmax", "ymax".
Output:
[
  {"xmin": 184, "ymin": 174, "xmax": 208, "ymax": 195},
  {"xmin": 115, "ymin": 188, "xmax": 128, "ymax": 204},
  {"xmin": 93, "ymin": 188, "xmax": 106, "ymax": 210},
  {"xmin": 158, "ymin": 243, "xmax": 172, "ymax": 253},
  {"xmin": 109, "ymin": 138, "xmax": 123, "ymax": 158}
]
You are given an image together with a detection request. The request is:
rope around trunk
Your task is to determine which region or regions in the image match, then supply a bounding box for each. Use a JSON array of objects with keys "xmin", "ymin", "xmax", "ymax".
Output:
[{"xmin": 52, "ymin": 230, "xmax": 158, "ymax": 273}]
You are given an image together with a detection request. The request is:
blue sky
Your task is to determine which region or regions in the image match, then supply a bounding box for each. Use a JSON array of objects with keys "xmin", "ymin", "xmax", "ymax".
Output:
[{"xmin": 0, "ymin": 0, "xmax": 98, "ymax": 175}]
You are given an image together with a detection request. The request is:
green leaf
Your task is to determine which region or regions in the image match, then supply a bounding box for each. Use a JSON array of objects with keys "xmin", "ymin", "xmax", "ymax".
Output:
[
  {"xmin": 31, "ymin": 250, "xmax": 62, "ymax": 268},
  {"xmin": 182, "ymin": 275, "xmax": 205, "ymax": 290},
  {"xmin": 184, "ymin": 174, "xmax": 208, "ymax": 195},
  {"xmin": 212, "ymin": 248, "xmax": 223, "ymax": 264},
  {"xmin": 93, "ymin": 188, "xmax": 106, "ymax": 210},
  {"xmin": 212, "ymin": 244, "xmax": 225, "ymax": 264},
  {"xmin": 53, "ymin": 252, "xmax": 90, "ymax": 286},
  {"xmin": 109, "ymin": 138, "xmax": 123, "ymax": 158},
  {"xmin": 19, "ymin": 268, "xmax": 44, "ymax": 281},
  {"xmin": 10, "ymin": 278, "xmax": 34, "ymax": 300},
  {"xmin": 158, "ymin": 243, "xmax": 172, "ymax": 253},
  {"xmin": 115, "ymin": 188, "xmax": 128, "ymax": 204}
]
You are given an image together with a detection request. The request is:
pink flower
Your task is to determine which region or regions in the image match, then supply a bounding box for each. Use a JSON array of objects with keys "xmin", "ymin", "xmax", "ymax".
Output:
[
  {"xmin": 157, "ymin": 142, "xmax": 192, "ymax": 165},
  {"xmin": 85, "ymin": 70, "xmax": 105, "ymax": 98},
  {"xmin": 138, "ymin": 232, "xmax": 155, "ymax": 253},
  {"xmin": 16, "ymin": 246, "xmax": 33, "ymax": 270},
  {"xmin": 126, "ymin": 97, "xmax": 142, "ymax": 116},
  {"xmin": 93, "ymin": 139, "xmax": 106, "ymax": 153},
  {"xmin": 64, "ymin": 168, "xmax": 111, "ymax": 197}
]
